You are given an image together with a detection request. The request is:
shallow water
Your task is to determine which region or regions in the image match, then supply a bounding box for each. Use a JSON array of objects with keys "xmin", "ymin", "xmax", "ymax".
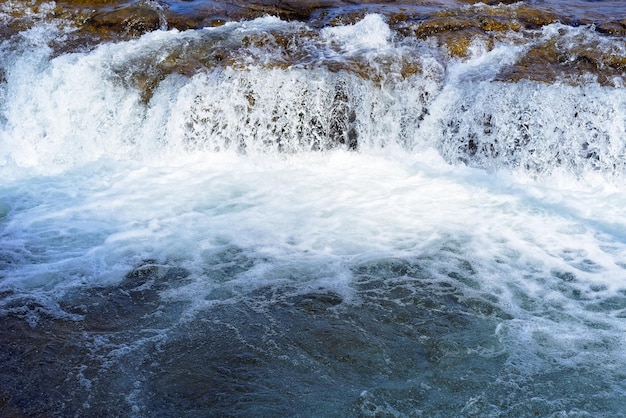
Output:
[{"xmin": 1, "ymin": 1, "xmax": 626, "ymax": 417}]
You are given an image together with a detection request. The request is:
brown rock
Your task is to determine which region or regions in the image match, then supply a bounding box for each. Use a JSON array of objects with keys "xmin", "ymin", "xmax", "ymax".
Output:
[{"xmin": 597, "ymin": 20, "xmax": 626, "ymax": 36}]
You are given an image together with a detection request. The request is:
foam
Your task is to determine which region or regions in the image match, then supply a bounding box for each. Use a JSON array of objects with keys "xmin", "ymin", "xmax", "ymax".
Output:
[
  {"xmin": 1, "ymin": 13, "xmax": 626, "ymax": 414},
  {"xmin": 1, "ymin": 16, "xmax": 624, "ymax": 179},
  {"xmin": 320, "ymin": 14, "xmax": 392, "ymax": 53}
]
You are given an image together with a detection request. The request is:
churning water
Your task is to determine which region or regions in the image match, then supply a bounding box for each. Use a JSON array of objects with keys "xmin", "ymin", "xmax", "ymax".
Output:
[{"xmin": 1, "ymin": 1, "xmax": 626, "ymax": 416}]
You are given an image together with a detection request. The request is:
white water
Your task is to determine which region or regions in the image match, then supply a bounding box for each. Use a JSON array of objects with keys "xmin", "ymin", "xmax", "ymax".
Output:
[{"xmin": 1, "ymin": 13, "xmax": 626, "ymax": 416}]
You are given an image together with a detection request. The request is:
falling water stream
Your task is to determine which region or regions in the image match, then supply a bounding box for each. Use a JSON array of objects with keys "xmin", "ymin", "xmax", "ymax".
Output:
[{"xmin": 1, "ymin": 1, "xmax": 626, "ymax": 416}]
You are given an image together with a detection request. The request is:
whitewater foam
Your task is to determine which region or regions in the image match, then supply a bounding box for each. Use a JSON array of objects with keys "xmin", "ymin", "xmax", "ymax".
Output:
[
  {"xmin": 1, "ymin": 12, "xmax": 626, "ymax": 417},
  {"xmin": 1, "ymin": 16, "xmax": 624, "ymax": 180}
]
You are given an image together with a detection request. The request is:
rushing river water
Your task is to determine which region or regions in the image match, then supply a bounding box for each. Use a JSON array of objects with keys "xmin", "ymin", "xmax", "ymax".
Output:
[{"xmin": 1, "ymin": 1, "xmax": 626, "ymax": 416}]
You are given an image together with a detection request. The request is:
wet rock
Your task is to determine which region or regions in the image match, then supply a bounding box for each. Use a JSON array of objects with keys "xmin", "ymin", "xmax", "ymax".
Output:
[
  {"xmin": 510, "ymin": 5, "xmax": 560, "ymax": 29},
  {"xmin": 497, "ymin": 36, "xmax": 626, "ymax": 85},
  {"xmin": 597, "ymin": 19, "xmax": 626, "ymax": 36},
  {"xmin": 5, "ymin": 0, "xmax": 623, "ymax": 89},
  {"xmin": 409, "ymin": 4, "xmax": 560, "ymax": 58},
  {"xmin": 445, "ymin": 28, "xmax": 493, "ymax": 57},
  {"xmin": 411, "ymin": 4, "xmax": 558, "ymax": 38},
  {"xmin": 81, "ymin": 3, "xmax": 163, "ymax": 39}
]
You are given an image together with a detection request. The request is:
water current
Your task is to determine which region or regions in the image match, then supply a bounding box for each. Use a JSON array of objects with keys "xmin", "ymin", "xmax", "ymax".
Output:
[{"xmin": 1, "ymin": 1, "xmax": 626, "ymax": 416}]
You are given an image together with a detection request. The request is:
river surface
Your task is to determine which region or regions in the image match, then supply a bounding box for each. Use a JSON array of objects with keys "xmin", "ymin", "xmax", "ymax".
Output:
[{"xmin": 1, "ymin": 1, "xmax": 626, "ymax": 416}]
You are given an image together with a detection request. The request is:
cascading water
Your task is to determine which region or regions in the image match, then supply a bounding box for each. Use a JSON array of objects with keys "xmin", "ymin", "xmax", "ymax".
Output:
[{"xmin": 1, "ymin": 1, "xmax": 626, "ymax": 416}]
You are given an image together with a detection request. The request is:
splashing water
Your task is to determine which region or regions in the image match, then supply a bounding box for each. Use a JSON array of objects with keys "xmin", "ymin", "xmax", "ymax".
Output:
[{"xmin": 1, "ymin": 4, "xmax": 626, "ymax": 417}]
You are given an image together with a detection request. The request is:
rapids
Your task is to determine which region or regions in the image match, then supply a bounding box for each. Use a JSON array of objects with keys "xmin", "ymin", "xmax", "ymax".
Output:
[{"xmin": 1, "ymin": 1, "xmax": 626, "ymax": 416}]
